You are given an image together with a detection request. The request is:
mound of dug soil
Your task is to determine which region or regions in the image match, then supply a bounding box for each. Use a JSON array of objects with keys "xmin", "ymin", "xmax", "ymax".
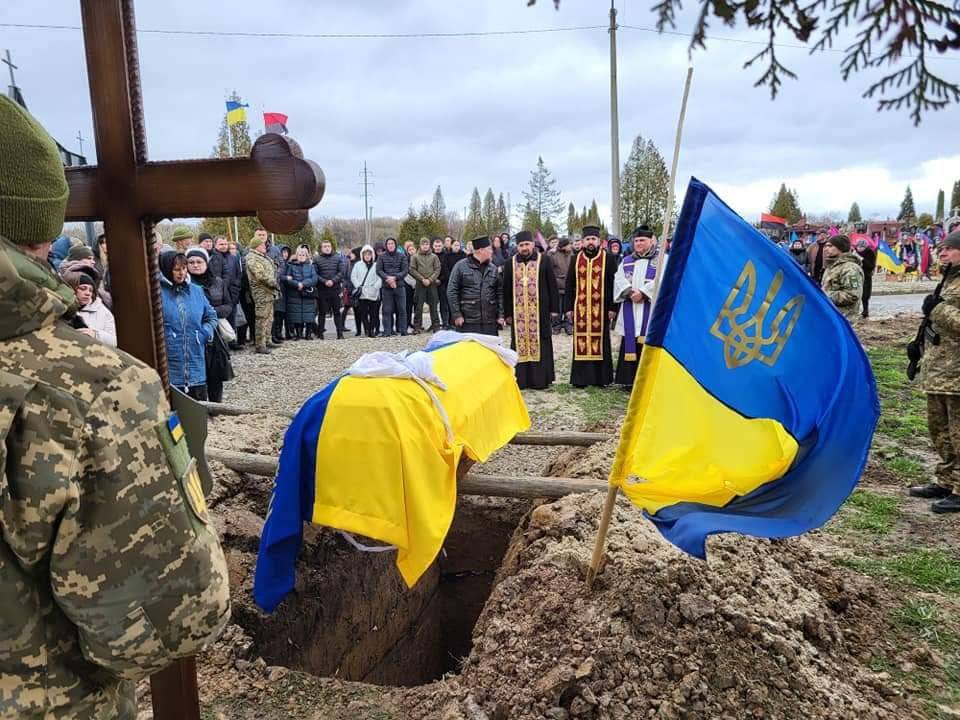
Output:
[{"xmin": 392, "ymin": 491, "xmax": 919, "ymax": 720}]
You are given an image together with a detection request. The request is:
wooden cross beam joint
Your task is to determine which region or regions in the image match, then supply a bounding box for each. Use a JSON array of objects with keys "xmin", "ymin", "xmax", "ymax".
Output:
[{"xmin": 64, "ymin": 133, "xmax": 325, "ymax": 232}]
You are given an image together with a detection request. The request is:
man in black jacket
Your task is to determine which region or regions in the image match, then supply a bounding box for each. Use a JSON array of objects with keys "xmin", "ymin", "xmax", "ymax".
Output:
[
  {"xmin": 313, "ymin": 239, "xmax": 346, "ymax": 339},
  {"xmin": 376, "ymin": 237, "xmax": 409, "ymax": 336},
  {"xmin": 447, "ymin": 236, "xmax": 504, "ymax": 336},
  {"xmin": 435, "ymin": 237, "xmax": 457, "ymax": 330}
]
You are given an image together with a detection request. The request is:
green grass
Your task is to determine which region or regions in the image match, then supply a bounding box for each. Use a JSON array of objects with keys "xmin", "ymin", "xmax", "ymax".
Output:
[
  {"xmin": 553, "ymin": 383, "xmax": 630, "ymax": 427},
  {"xmin": 838, "ymin": 549, "xmax": 960, "ymax": 594},
  {"xmin": 885, "ymin": 454, "xmax": 926, "ymax": 482},
  {"xmin": 867, "ymin": 347, "xmax": 929, "ymax": 443},
  {"xmin": 893, "ymin": 600, "xmax": 957, "ymax": 648},
  {"xmin": 835, "ymin": 489, "xmax": 899, "ymax": 534}
]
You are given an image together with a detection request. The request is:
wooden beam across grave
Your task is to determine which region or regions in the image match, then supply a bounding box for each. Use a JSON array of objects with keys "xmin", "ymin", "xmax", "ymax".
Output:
[
  {"xmin": 70, "ymin": 2, "xmax": 325, "ymax": 718},
  {"xmin": 198, "ymin": 400, "xmax": 613, "ymax": 446},
  {"xmin": 206, "ymin": 448, "xmax": 608, "ymax": 499}
]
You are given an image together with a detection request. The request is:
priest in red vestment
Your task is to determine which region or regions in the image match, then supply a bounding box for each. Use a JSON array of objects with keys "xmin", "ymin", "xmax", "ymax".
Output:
[{"xmin": 565, "ymin": 225, "xmax": 615, "ymax": 387}]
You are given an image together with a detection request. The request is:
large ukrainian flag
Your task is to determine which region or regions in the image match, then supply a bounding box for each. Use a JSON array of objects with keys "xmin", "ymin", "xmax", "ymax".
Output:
[{"xmin": 610, "ymin": 178, "xmax": 879, "ymax": 557}]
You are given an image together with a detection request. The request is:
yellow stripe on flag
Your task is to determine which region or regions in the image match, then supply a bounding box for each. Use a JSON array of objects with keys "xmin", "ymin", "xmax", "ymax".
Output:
[
  {"xmin": 609, "ymin": 346, "xmax": 799, "ymax": 514},
  {"xmin": 227, "ymin": 107, "xmax": 247, "ymax": 126},
  {"xmin": 310, "ymin": 343, "xmax": 530, "ymax": 587},
  {"xmin": 876, "ymin": 253, "xmax": 905, "ymax": 274}
]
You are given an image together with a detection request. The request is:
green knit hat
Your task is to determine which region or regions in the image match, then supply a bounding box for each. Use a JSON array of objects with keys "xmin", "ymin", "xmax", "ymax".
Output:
[
  {"xmin": 171, "ymin": 226, "xmax": 194, "ymax": 244},
  {"xmin": 0, "ymin": 96, "xmax": 69, "ymax": 245}
]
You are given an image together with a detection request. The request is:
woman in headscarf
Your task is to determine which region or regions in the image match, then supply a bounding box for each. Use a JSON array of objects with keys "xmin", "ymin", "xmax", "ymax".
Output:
[
  {"xmin": 283, "ymin": 245, "xmax": 319, "ymax": 339},
  {"xmin": 274, "ymin": 245, "xmax": 291, "ymax": 343},
  {"xmin": 159, "ymin": 250, "xmax": 218, "ymax": 400},
  {"xmin": 607, "ymin": 238, "xmax": 623, "ymax": 271},
  {"xmin": 62, "ymin": 265, "xmax": 117, "ymax": 347},
  {"xmin": 185, "ymin": 247, "xmax": 235, "ymax": 403},
  {"xmin": 350, "ymin": 244, "xmax": 383, "ymax": 338}
]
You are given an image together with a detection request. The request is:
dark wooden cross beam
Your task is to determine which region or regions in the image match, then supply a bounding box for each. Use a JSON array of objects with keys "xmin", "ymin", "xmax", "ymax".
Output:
[{"xmin": 63, "ymin": 2, "xmax": 325, "ymax": 718}]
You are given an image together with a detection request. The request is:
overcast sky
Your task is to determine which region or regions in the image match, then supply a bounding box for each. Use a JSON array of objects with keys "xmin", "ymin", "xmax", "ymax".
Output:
[{"xmin": 2, "ymin": 0, "xmax": 956, "ymax": 228}]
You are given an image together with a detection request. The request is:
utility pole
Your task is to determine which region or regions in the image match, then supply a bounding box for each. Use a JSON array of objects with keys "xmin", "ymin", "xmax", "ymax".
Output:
[
  {"xmin": 77, "ymin": 130, "xmax": 85, "ymax": 157},
  {"xmin": 608, "ymin": 0, "xmax": 622, "ymax": 238},
  {"xmin": 361, "ymin": 162, "xmax": 371, "ymax": 246},
  {"xmin": 507, "ymin": 192, "xmax": 512, "ymax": 235}
]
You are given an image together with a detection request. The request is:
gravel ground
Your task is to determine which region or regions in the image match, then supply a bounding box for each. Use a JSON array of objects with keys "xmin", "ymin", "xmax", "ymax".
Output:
[{"xmin": 215, "ymin": 329, "xmax": 591, "ymax": 479}]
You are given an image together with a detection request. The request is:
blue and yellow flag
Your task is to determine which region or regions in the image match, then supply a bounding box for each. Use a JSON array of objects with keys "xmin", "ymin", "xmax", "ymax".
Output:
[
  {"xmin": 225, "ymin": 99, "xmax": 249, "ymax": 126},
  {"xmin": 253, "ymin": 341, "xmax": 530, "ymax": 613},
  {"xmin": 609, "ymin": 178, "xmax": 879, "ymax": 558},
  {"xmin": 876, "ymin": 238, "xmax": 906, "ymax": 274}
]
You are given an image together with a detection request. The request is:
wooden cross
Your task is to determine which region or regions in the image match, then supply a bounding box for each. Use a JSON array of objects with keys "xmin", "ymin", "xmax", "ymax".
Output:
[
  {"xmin": 3, "ymin": 49, "xmax": 17, "ymax": 88},
  {"xmin": 62, "ymin": 1, "xmax": 325, "ymax": 718}
]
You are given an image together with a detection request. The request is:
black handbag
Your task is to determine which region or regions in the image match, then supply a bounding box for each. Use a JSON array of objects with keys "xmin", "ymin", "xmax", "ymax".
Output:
[{"xmin": 351, "ymin": 265, "xmax": 373, "ymax": 303}]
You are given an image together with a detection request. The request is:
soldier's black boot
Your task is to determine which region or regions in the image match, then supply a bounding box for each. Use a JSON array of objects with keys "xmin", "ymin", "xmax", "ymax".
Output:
[
  {"xmin": 931, "ymin": 494, "xmax": 960, "ymax": 514},
  {"xmin": 908, "ymin": 483, "xmax": 953, "ymax": 499}
]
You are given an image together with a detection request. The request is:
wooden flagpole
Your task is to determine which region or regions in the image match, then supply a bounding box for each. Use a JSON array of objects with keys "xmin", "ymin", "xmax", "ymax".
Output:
[{"xmin": 586, "ymin": 66, "xmax": 694, "ymax": 589}]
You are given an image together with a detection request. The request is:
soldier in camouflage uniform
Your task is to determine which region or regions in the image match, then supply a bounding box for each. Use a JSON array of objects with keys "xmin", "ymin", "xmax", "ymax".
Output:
[
  {"xmin": 909, "ymin": 231, "xmax": 960, "ymax": 513},
  {"xmin": 245, "ymin": 228, "xmax": 280, "ymax": 354},
  {"xmin": 0, "ymin": 95, "xmax": 230, "ymax": 718},
  {"xmin": 820, "ymin": 235, "xmax": 864, "ymax": 322}
]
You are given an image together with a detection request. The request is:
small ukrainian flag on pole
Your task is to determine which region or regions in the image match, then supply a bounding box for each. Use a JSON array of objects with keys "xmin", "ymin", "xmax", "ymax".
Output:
[{"xmin": 225, "ymin": 100, "xmax": 249, "ymax": 126}]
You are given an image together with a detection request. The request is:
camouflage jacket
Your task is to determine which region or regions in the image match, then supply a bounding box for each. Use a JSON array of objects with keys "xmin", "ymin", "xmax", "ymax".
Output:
[
  {"xmin": 821, "ymin": 252, "xmax": 863, "ymax": 321},
  {"xmin": 920, "ymin": 266, "xmax": 960, "ymax": 395},
  {"xmin": 0, "ymin": 236, "xmax": 230, "ymax": 719},
  {"xmin": 245, "ymin": 249, "xmax": 278, "ymax": 303}
]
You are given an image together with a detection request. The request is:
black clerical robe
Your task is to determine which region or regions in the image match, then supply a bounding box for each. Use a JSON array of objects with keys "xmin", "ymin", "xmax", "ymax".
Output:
[{"xmin": 503, "ymin": 251, "xmax": 559, "ymax": 389}]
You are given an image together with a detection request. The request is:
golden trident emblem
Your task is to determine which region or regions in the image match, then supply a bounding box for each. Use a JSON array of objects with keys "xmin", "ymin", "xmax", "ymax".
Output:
[{"xmin": 709, "ymin": 261, "xmax": 805, "ymax": 369}]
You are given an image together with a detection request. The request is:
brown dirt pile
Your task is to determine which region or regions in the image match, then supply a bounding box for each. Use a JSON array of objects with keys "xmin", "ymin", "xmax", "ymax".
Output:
[{"xmin": 393, "ymin": 491, "xmax": 920, "ymax": 720}]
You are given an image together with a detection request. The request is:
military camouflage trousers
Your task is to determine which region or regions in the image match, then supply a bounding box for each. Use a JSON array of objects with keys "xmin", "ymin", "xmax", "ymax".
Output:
[
  {"xmin": 928, "ymin": 393, "xmax": 960, "ymax": 493},
  {"xmin": 254, "ymin": 299, "xmax": 274, "ymax": 349}
]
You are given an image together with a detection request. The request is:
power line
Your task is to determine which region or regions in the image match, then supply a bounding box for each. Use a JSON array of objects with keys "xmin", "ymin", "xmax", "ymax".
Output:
[
  {"xmin": 3, "ymin": 20, "xmax": 956, "ymax": 60},
  {"xmin": 0, "ymin": 21, "xmax": 605, "ymax": 39}
]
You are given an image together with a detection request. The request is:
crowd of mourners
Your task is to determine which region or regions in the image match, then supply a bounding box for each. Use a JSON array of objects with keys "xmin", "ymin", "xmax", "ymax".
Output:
[{"xmin": 47, "ymin": 211, "xmax": 960, "ymax": 406}]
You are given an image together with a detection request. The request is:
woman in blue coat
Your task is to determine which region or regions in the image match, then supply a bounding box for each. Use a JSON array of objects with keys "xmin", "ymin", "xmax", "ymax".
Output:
[
  {"xmin": 159, "ymin": 250, "xmax": 218, "ymax": 400},
  {"xmin": 283, "ymin": 245, "xmax": 319, "ymax": 339}
]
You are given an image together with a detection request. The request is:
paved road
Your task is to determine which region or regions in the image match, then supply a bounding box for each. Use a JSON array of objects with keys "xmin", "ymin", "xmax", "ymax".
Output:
[{"xmin": 869, "ymin": 293, "xmax": 924, "ymax": 319}]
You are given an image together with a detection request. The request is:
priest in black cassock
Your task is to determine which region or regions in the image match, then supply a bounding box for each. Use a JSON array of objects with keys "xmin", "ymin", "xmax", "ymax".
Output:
[
  {"xmin": 503, "ymin": 231, "xmax": 560, "ymax": 389},
  {"xmin": 565, "ymin": 225, "xmax": 616, "ymax": 387}
]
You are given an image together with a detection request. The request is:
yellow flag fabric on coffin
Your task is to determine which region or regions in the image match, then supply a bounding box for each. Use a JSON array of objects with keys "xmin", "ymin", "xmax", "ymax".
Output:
[
  {"xmin": 310, "ymin": 342, "xmax": 530, "ymax": 588},
  {"xmin": 612, "ymin": 346, "xmax": 799, "ymax": 514}
]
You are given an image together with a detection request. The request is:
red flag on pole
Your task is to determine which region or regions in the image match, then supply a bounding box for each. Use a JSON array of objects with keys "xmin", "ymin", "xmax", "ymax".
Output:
[{"xmin": 263, "ymin": 112, "xmax": 288, "ymax": 134}]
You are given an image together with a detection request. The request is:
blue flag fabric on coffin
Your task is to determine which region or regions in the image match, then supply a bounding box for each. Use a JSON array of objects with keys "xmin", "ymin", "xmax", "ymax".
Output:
[
  {"xmin": 611, "ymin": 178, "xmax": 880, "ymax": 558},
  {"xmin": 254, "ymin": 378, "xmax": 341, "ymax": 613}
]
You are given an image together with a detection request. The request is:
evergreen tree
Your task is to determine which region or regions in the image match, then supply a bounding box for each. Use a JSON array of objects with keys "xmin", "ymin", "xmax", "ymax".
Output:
[
  {"xmin": 496, "ymin": 193, "xmax": 509, "ymax": 232},
  {"xmin": 566, "ymin": 202, "xmax": 578, "ymax": 235},
  {"xmin": 847, "ymin": 202, "xmax": 862, "ymax": 223},
  {"xmin": 397, "ymin": 206, "xmax": 421, "ymax": 248},
  {"xmin": 935, "ymin": 189, "xmax": 945, "ymax": 221},
  {"xmin": 201, "ymin": 91, "xmax": 259, "ymax": 244},
  {"xmin": 542, "ymin": 218, "xmax": 558, "ymax": 238},
  {"xmin": 619, "ymin": 135, "xmax": 670, "ymax": 234},
  {"xmin": 521, "ymin": 156, "xmax": 564, "ymax": 231},
  {"xmin": 769, "ymin": 184, "xmax": 803, "ymax": 224},
  {"xmin": 430, "ymin": 186, "xmax": 446, "ymax": 221},
  {"xmin": 463, "ymin": 188, "xmax": 485, "ymax": 241},
  {"xmin": 319, "ymin": 226, "xmax": 336, "ymax": 249},
  {"xmin": 278, "ymin": 220, "xmax": 317, "ymax": 251},
  {"xmin": 482, "ymin": 188, "xmax": 497, "ymax": 234},
  {"xmin": 898, "ymin": 185, "xmax": 916, "ymax": 222},
  {"xmin": 951, "ymin": 181, "xmax": 960, "ymax": 214},
  {"xmin": 418, "ymin": 203, "xmax": 446, "ymax": 239}
]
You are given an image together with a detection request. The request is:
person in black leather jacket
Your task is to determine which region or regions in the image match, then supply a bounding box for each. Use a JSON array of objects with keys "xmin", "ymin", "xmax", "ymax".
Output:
[{"xmin": 447, "ymin": 235, "xmax": 504, "ymax": 336}]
